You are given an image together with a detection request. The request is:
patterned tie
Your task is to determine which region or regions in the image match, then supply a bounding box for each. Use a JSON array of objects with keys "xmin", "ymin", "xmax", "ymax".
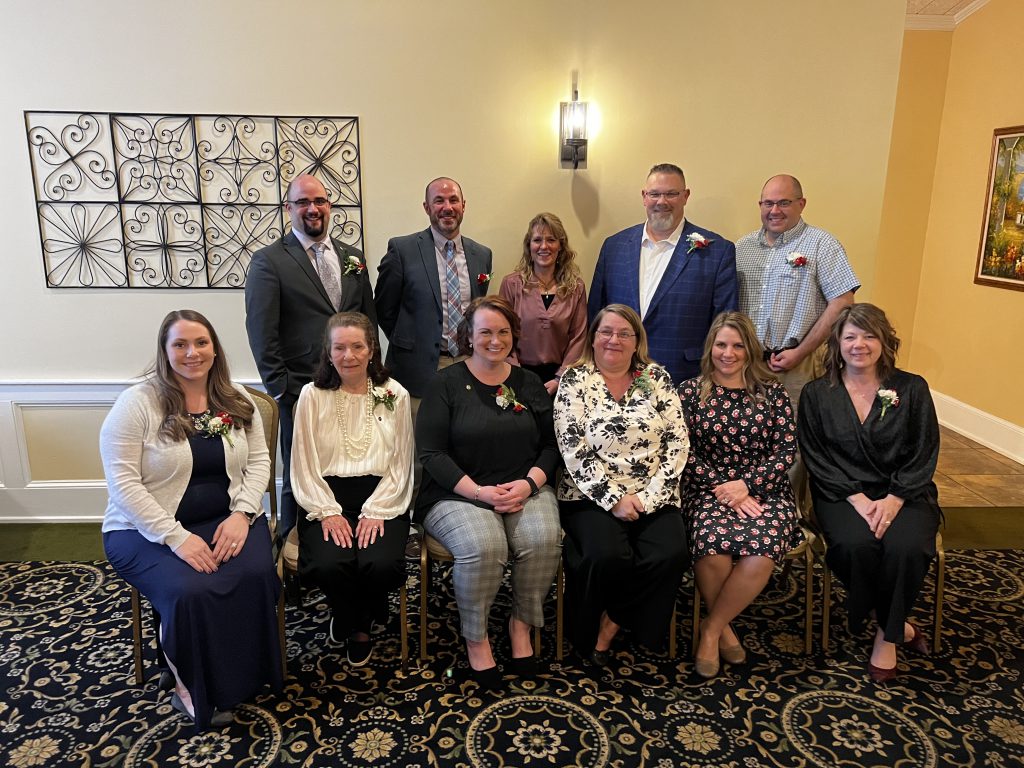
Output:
[
  {"xmin": 443, "ymin": 240, "xmax": 461, "ymax": 355},
  {"xmin": 312, "ymin": 241, "xmax": 341, "ymax": 310}
]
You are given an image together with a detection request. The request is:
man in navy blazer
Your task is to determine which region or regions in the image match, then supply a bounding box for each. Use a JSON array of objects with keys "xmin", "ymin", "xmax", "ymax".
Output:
[
  {"xmin": 589, "ymin": 163, "xmax": 738, "ymax": 384},
  {"xmin": 375, "ymin": 177, "xmax": 492, "ymax": 401},
  {"xmin": 245, "ymin": 174, "xmax": 376, "ymax": 535}
]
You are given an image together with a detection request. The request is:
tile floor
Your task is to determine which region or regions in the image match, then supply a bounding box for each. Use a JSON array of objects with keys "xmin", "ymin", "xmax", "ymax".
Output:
[{"xmin": 936, "ymin": 426, "xmax": 1024, "ymax": 507}]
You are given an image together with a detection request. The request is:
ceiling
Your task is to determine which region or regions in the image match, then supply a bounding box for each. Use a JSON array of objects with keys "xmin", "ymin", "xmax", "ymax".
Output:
[{"xmin": 906, "ymin": 0, "xmax": 990, "ymax": 29}]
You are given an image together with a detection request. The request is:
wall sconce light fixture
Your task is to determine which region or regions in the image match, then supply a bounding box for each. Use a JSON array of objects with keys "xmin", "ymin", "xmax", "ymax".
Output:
[{"xmin": 560, "ymin": 72, "xmax": 588, "ymax": 169}]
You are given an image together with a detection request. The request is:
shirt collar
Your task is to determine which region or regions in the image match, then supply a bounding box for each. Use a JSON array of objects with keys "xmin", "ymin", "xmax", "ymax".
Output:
[
  {"xmin": 642, "ymin": 217, "xmax": 687, "ymax": 248},
  {"xmin": 430, "ymin": 227, "xmax": 463, "ymax": 254},
  {"xmin": 758, "ymin": 217, "xmax": 807, "ymax": 247},
  {"xmin": 292, "ymin": 228, "xmax": 330, "ymax": 255}
]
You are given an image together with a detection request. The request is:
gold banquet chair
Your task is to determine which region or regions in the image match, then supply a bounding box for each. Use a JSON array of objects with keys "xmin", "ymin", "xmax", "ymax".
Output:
[
  {"xmin": 129, "ymin": 385, "xmax": 287, "ymax": 684},
  {"xmin": 817, "ymin": 528, "xmax": 945, "ymax": 654},
  {"xmin": 419, "ymin": 532, "xmax": 562, "ymax": 661},
  {"xmin": 688, "ymin": 521, "xmax": 817, "ymax": 656}
]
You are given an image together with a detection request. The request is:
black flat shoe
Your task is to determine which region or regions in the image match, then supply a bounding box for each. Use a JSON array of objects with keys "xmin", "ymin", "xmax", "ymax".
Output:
[
  {"xmin": 507, "ymin": 655, "xmax": 539, "ymax": 677},
  {"xmin": 347, "ymin": 638, "xmax": 373, "ymax": 667},
  {"xmin": 590, "ymin": 648, "xmax": 613, "ymax": 667},
  {"xmin": 170, "ymin": 693, "xmax": 234, "ymax": 727},
  {"xmin": 158, "ymin": 671, "xmax": 175, "ymax": 691},
  {"xmin": 468, "ymin": 665, "xmax": 503, "ymax": 691}
]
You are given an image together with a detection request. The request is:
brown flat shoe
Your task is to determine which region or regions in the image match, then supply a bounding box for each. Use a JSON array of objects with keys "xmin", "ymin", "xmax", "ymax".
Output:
[
  {"xmin": 867, "ymin": 661, "xmax": 897, "ymax": 683},
  {"xmin": 694, "ymin": 654, "xmax": 720, "ymax": 679}
]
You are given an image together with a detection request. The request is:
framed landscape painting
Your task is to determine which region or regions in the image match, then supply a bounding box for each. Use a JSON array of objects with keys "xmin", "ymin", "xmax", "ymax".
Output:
[{"xmin": 976, "ymin": 125, "xmax": 1024, "ymax": 291}]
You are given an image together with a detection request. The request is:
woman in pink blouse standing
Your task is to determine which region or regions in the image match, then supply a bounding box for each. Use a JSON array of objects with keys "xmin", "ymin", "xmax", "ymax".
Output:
[{"xmin": 500, "ymin": 212, "xmax": 588, "ymax": 396}]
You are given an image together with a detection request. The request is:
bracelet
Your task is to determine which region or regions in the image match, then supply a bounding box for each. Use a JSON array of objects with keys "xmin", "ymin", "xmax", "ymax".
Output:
[
  {"xmin": 524, "ymin": 477, "xmax": 540, "ymax": 496},
  {"xmin": 474, "ymin": 485, "xmax": 482, "ymax": 501}
]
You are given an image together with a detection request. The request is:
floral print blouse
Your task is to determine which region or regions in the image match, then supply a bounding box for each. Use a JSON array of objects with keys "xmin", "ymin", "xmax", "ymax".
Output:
[{"xmin": 554, "ymin": 363, "xmax": 690, "ymax": 512}]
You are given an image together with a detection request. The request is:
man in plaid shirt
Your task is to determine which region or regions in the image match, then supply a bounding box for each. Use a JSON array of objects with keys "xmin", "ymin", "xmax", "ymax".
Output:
[{"xmin": 735, "ymin": 174, "xmax": 859, "ymax": 409}]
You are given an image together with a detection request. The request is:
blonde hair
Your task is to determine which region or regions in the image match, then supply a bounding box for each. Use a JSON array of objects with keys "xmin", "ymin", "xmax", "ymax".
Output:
[{"xmin": 512, "ymin": 212, "xmax": 582, "ymax": 299}]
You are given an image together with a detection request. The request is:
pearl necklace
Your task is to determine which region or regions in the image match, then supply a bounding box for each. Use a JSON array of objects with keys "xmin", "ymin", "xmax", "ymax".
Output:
[{"xmin": 334, "ymin": 378, "xmax": 374, "ymax": 460}]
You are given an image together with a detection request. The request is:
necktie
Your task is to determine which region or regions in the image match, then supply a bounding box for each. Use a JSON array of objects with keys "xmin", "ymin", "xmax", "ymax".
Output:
[
  {"xmin": 312, "ymin": 242, "xmax": 341, "ymax": 310},
  {"xmin": 443, "ymin": 240, "xmax": 461, "ymax": 355}
]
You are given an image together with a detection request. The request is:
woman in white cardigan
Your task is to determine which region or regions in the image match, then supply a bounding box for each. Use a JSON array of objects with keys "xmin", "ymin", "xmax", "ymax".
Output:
[
  {"xmin": 102, "ymin": 309, "xmax": 282, "ymax": 729},
  {"xmin": 291, "ymin": 312, "xmax": 413, "ymax": 667}
]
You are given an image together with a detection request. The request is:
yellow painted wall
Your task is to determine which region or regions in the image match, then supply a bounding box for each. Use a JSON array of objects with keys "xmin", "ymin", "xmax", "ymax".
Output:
[
  {"xmin": 873, "ymin": 30, "xmax": 952, "ymax": 360},
  {"xmin": 910, "ymin": 0, "xmax": 1024, "ymax": 425},
  {"xmin": 0, "ymin": 0, "xmax": 904, "ymax": 385}
]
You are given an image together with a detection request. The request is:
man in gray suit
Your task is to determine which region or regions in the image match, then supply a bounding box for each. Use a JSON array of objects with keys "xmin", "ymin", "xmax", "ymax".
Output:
[
  {"xmin": 375, "ymin": 177, "xmax": 492, "ymax": 404},
  {"xmin": 245, "ymin": 173, "xmax": 376, "ymax": 535}
]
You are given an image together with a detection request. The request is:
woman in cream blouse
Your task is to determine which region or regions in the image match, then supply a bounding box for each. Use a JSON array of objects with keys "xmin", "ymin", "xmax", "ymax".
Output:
[{"xmin": 291, "ymin": 311, "xmax": 414, "ymax": 667}]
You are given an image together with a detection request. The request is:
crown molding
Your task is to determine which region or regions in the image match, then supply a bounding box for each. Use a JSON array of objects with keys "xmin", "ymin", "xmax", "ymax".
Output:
[{"xmin": 905, "ymin": 0, "xmax": 990, "ymax": 31}]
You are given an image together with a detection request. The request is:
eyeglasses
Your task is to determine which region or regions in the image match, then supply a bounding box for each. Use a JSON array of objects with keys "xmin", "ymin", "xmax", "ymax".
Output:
[
  {"xmin": 596, "ymin": 329, "xmax": 636, "ymax": 341},
  {"xmin": 758, "ymin": 199, "xmax": 795, "ymax": 209},
  {"xmin": 643, "ymin": 191, "xmax": 682, "ymax": 201},
  {"xmin": 289, "ymin": 197, "xmax": 330, "ymax": 208}
]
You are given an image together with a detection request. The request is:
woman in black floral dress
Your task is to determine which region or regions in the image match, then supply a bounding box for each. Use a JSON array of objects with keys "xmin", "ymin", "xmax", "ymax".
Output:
[{"xmin": 678, "ymin": 312, "xmax": 798, "ymax": 678}]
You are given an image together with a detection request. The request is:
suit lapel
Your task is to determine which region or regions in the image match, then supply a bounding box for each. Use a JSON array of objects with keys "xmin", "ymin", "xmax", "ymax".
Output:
[
  {"xmin": 465, "ymin": 240, "xmax": 489, "ymax": 298},
  {"xmin": 622, "ymin": 227, "xmax": 643, "ymax": 309},
  {"xmin": 646, "ymin": 223, "xmax": 693, "ymax": 315},
  {"xmin": 283, "ymin": 232, "xmax": 333, "ymax": 308},
  {"xmin": 416, "ymin": 229, "xmax": 443, "ymax": 310}
]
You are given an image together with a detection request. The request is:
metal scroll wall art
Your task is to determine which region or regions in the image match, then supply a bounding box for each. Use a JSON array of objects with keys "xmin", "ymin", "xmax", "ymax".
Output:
[{"xmin": 24, "ymin": 112, "xmax": 363, "ymax": 288}]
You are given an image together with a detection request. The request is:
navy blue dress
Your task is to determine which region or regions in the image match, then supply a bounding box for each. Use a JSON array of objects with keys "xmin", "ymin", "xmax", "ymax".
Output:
[{"xmin": 105, "ymin": 430, "xmax": 282, "ymax": 727}]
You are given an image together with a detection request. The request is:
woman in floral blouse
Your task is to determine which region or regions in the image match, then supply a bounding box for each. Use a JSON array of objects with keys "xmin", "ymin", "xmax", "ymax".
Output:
[
  {"xmin": 798, "ymin": 303, "xmax": 941, "ymax": 682},
  {"xmin": 678, "ymin": 312, "xmax": 799, "ymax": 678},
  {"xmin": 554, "ymin": 304, "xmax": 690, "ymax": 666}
]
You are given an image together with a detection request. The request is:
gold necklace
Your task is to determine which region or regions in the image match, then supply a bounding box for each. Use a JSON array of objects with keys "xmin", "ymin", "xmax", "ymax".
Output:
[{"xmin": 334, "ymin": 378, "xmax": 374, "ymax": 459}]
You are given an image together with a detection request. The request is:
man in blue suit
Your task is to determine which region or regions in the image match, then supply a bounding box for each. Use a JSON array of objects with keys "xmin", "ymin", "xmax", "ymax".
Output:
[{"xmin": 589, "ymin": 163, "xmax": 738, "ymax": 384}]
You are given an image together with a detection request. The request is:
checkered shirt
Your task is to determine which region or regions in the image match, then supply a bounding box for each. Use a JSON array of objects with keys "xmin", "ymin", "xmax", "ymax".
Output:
[{"xmin": 735, "ymin": 219, "xmax": 859, "ymax": 350}]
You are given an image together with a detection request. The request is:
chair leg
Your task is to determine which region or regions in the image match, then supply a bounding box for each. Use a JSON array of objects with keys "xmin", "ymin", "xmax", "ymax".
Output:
[
  {"xmin": 821, "ymin": 564, "xmax": 832, "ymax": 655},
  {"xmin": 933, "ymin": 544, "xmax": 945, "ymax": 654},
  {"xmin": 419, "ymin": 545, "xmax": 430, "ymax": 662},
  {"xmin": 691, "ymin": 585, "xmax": 701, "ymax": 654},
  {"xmin": 803, "ymin": 547, "xmax": 814, "ymax": 655},
  {"xmin": 130, "ymin": 587, "xmax": 144, "ymax": 685},
  {"xmin": 556, "ymin": 560, "xmax": 564, "ymax": 661},
  {"xmin": 668, "ymin": 607, "xmax": 677, "ymax": 659},
  {"xmin": 400, "ymin": 582, "xmax": 409, "ymax": 673},
  {"xmin": 277, "ymin": 588, "xmax": 287, "ymax": 676}
]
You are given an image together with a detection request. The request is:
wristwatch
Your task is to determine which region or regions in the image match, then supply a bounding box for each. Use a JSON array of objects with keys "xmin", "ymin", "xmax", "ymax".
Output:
[
  {"xmin": 524, "ymin": 477, "xmax": 540, "ymax": 497},
  {"xmin": 236, "ymin": 510, "xmax": 260, "ymax": 527}
]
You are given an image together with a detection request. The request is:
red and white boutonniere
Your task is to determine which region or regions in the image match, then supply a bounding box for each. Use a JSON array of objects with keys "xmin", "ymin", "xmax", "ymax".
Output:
[
  {"xmin": 372, "ymin": 386, "xmax": 398, "ymax": 412},
  {"xmin": 786, "ymin": 252, "xmax": 808, "ymax": 268},
  {"xmin": 477, "ymin": 272, "xmax": 492, "ymax": 285},
  {"xmin": 686, "ymin": 232, "xmax": 713, "ymax": 254},
  {"xmin": 193, "ymin": 410, "xmax": 235, "ymax": 446},
  {"xmin": 626, "ymin": 365, "xmax": 654, "ymax": 398},
  {"xmin": 495, "ymin": 384, "xmax": 527, "ymax": 412},
  {"xmin": 342, "ymin": 254, "xmax": 366, "ymax": 276},
  {"xmin": 878, "ymin": 389, "xmax": 899, "ymax": 420}
]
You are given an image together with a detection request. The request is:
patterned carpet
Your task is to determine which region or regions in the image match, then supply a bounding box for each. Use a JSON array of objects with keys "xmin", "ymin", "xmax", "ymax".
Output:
[{"xmin": 1, "ymin": 550, "xmax": 1023, "ymax": 767}]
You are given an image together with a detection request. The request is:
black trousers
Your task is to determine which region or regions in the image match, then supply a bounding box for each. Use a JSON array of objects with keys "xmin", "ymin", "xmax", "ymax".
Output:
[
  {"xmin": 298, "ymin": 475, "xmax": 409, "ymax": 638},
  {"xmin": 560, "ymin": 500, "xmax": 690, "ymax": 654},
  {"xmin": 814, "ymin": 495, "xmax": 939, "ymax": 642}
]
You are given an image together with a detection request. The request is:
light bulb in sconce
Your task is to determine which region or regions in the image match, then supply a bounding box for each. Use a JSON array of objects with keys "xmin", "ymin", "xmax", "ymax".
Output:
[{"xmin": 560, "ymin": 71, "xmax": 589, "ymax": 170}]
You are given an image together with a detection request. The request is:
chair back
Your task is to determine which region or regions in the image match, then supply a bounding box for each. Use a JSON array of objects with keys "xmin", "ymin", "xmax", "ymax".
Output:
[{"xmin": 244, "ymin": 385, "xmax": 279, "ymax": 537}]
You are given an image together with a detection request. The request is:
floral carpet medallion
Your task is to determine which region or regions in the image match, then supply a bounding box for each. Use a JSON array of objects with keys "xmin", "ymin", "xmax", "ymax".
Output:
[{"xmin": 1, "ymin": 551, "xmax": 1024, "ymax": 767}]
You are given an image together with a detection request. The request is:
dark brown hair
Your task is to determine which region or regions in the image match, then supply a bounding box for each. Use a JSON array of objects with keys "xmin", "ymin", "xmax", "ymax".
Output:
[
  {"xmin": 149, "ymin": 309, "xmax": 253, "ymax": 441},
  {"xmin": 456, "ymin": 296, "xmax": 521, "ymax": 356},
  {"xmin": 823, "ymin": 303, "xmax": 900, "ymax": 386},
  {"xmin": 313, "ymin": 312, "xmax": 389, "ymax": 389}
]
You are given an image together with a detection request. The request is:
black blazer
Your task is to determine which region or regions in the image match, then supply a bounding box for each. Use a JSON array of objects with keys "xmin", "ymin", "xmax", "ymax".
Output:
[
  {"xmin": 375, "ymin": 228, "xmax": 492, "ymax": 397},
  {"xmin": 245, "ymin": 231, "xmax": 376, "ymax": 400}
]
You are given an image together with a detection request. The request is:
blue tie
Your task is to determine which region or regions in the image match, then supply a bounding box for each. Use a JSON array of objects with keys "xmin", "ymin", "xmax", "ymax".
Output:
[{"xmin": 443, "ymin": 240, "xmax": 461, "ymax": 355}]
